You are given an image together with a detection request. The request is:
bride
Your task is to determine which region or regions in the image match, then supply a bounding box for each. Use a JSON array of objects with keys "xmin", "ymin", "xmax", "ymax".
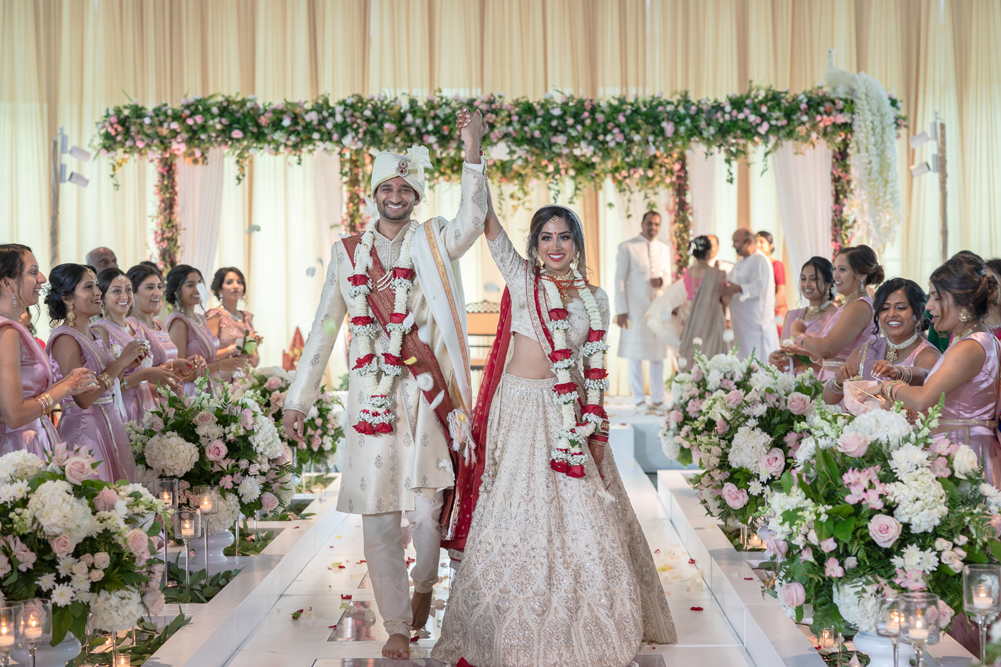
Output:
[{"xmin": 432, "ymin": 199, "xmax": 676, "ymax": 666}]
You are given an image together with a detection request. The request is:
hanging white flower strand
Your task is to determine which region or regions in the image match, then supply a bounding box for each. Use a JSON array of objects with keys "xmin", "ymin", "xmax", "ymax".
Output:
[
  {"xmin": 540, "ymin": 268, "xmax": 608, "ymax": 478},
  {"xmin": 347, "ymin": 221, "xmax": 418, "ymax": 435}
]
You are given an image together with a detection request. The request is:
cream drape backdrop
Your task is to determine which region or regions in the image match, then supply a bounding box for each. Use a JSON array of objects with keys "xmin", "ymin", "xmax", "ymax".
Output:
[
  {"xmin": 2, "ymin": 0, "xmax": 1000, "ymax": 389},
  {"xmin": 772, "ymin": 143, "xmax": 835, "ymax": 291},
  {"xmin": 177, "ymin": 148, "xmax": 226, "ymax": 281}
]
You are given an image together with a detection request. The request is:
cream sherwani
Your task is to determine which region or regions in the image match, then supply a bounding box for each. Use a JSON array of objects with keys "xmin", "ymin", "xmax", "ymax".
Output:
[
  {"xmin": 727, "ymin": 248, "xmax": 780, "ymax": 362},
  {"xmin": 614, "ymin": 235, "xmax": 672, "ymax": 360},
  {"xmin": 285, "ymin": 163, "xmax": 488, "ymax": 517}
]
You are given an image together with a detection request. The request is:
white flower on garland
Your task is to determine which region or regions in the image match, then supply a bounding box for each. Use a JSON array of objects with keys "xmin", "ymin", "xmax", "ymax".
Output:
[
  {"xmin": 238, "ymin": 476, "xmax": 262, "ymax": 503},
  {"xmin": 0, "ymin": 480, "xmax": 30, "ymax": 504},
  {"xmin": 890, "ymin": 544, "xmax": 940, "ymax": 574},
  {"xmin": 885, "ymin": 467, "xmax": 948, "ymax": 533},
  {"xmin": 144, "ymin": 433, "xmax": 199, "ymax": 477},
  {"xmin": 248, "ymin": 408, "xmax": 283, "ymax": 460},
  {"xmin": 89, "ymin": 589, "xmax": 145, "ymax": 633},
  {"xmin": 204, "ymin": 492, "xmax": 242, "ymax": 535}
]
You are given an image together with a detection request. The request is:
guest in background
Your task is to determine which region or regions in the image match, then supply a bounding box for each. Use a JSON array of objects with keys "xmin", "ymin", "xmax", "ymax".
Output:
[
  {"xmin": 757, "ymin": 231, "xmax": 787, "ymax": 338},
  {"xmin": 46, "ymin": 264, "xmax": 142, "ymax": 482},
  {"xmin": 126, "ymin": 264, "xmax": 200, "ymax": 392},
  {"xmin": 206, "ymin": 267, "xmax": 262, "ymax": 368},
  {"xmin": 614, "ymin": 211, "xmax": 672, "ymax": 411},
  {"xmin": 720, "ymin": 229, "xmax": 779, "ymax": 361},
  {"xmin": 706, "ymin": 234, "xmax": 734, "ymax": 273},
  {"xmin": 0, "ymin": 245, "xmax": 100, "ymax": 455},
  {"xmin": 986, "ymin": 258, "xmax": 1001, "ymax": 339},
  {"xmin": 165, "ymin": 265, "xmax": 245, "ymax": 394},
  {"xmin": 823, "ymin": 278, "xmax": 939, "ymax": 406},
  {"xmin": 769, "ymin": 257, "xmax": 839, "ymax": 375},
  {"xmin": 879, "ymin": 253, "xmax": 1000, "ymax": 484},
  {"xmin": 646, "ymin": 235, "xmax": 726, "ymax": 369},
  {"xmin": 780, "ymin": 245, "xmax": 882, "ymax": 381},
  {"xmin": 93, "ymin": 268, "xmax": 182, "ymax": 422},
  {"xmin": 84, "ymin": 247, "xmax": 118, "ymax": 273}
]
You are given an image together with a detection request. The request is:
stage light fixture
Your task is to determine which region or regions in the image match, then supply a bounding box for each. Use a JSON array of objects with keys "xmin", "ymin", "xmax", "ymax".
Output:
[
  {"xmin": 910, "ymin": 162, "xmax": 931, "ymax": 177},
  {"xmin": 909, "ymin": 132, "xmax": 932, "ymax": 149},
  {"xmin": 68, "ymin": 172, "xmax": 89, "ymax": 187},
  {"xmin": 69, "ymin": 146, "xmax": 92, "ymax": 162}
]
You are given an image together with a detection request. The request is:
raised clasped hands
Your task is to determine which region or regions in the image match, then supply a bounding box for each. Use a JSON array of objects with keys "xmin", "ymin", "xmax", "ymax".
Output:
[{"xmin": 457, "ymin": 108, "xmax": 487, "ymax": 147}]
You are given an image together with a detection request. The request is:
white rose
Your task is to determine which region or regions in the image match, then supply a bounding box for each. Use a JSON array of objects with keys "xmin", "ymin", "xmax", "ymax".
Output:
[{"xmin": 952, "ymin": 444, "xmax": 979, "ymax": 479}]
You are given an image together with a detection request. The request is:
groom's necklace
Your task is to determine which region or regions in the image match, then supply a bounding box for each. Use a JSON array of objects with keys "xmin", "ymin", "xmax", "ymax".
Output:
[{"xmin": 885, "ymin": 331, "xmax": 919, "ymax": 362}]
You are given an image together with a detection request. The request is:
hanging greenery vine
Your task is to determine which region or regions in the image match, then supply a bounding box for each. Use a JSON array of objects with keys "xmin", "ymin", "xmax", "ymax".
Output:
[
  {"xmin": 669, "ymin": 151, "xmax": 692, "ymax": 275},
  {"xmin": 152, "ymin": 155, "xmax": 180, "ymax": 271}
]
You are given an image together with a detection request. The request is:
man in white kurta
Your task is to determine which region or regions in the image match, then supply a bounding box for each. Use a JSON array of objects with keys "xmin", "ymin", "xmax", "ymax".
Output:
[
  {"xmin": 614, "ymin": 212, "xmax": 672, "ymax": 409},
  {"xmin": 283, "ymin": 113, "xmax": 487, "ymax": 659},
  {"xmin": 721, "ymin": 229, "xmax": 780, "ymax": 361}
]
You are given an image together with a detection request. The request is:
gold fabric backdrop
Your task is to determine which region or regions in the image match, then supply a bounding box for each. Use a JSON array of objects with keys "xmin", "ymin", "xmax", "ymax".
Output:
[{"xmin": 2, "ymin": 0, "xmax": 999, "ymax": 391}]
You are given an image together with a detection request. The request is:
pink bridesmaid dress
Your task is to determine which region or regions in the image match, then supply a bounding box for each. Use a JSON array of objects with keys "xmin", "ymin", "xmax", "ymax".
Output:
[
  {"xmin": 926, "ymin": 331, "xmax": 1001, "ymax": 485},
  {"xmin": 165, "ymin": 311, "xmax": 219, "ymax": 396},
  {"xmin": 128, "ymin": 317, "xmax": 179, "ymax": 368},
  {"xmin": 205, "ymin": 306, "xmax": 257, "ymax": 354},
  {"xmin": 854, "ymin": 336, "xmax": 936, "ymax": 381},
  {"xmin": 92, "ymin": 319, "xmax": 156, "ymax": 424},
  {"xmin": 779, "ymin": 305, "xmax": 839, "ymax": 375},
  {"xmin": 47, "ymin": 326, "xmax": 136, "ymax": 483},
  {"xmin": 0, "ymin": 315, "xmax": 58, "ymax": 456},
  {"xmin": 816, "ymin": 295, "xmax": 877, "ymax": 382}
]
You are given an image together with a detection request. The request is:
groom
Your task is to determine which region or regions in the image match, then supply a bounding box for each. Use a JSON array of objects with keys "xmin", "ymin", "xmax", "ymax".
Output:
[{"xmin": 283, "ymin": 110, "xmax": 487, "ymax": 659}]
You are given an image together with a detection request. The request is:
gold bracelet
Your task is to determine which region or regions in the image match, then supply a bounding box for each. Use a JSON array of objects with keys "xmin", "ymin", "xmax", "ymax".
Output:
[
  {"xmin": 34, "ymin": 392, "xmax": 52, "ymax": 415},
  {"xmin": 97, "ymin": 372, "xmax": 113, "ymax": 390},
  {"xmin": 827, "ymin": 378, "xmax": 844, "ymax": 395}
]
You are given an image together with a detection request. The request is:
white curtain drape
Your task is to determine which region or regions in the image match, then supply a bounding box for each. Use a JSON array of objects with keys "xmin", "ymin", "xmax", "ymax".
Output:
[
  {"xmin": 313, "ymin": 150, "xmax": 349, "ymax": 382},
  {"xmin": 687, "ymin": 144, "xmax": 718, "ymax": 238},
  {"xmin": 178, "ymin": 148, "xmax": 226, "ymax": 280},
  {"xmin": 771, "ymin": 143, "xmax": 834, "ymax": 289}
]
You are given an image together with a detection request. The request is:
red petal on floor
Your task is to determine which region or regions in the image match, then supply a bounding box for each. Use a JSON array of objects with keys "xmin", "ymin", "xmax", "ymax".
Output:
[
  {"xmin": 690, "ymin": 606, "xmax": 704, "ymax": 611},
  {"xmin": 688, "ymin": 558, "xmax": 695, "ymax": 564},
  {"xmin": 744, "ymin": 577, "xmax": 754, "ymax": 581},
  {"xmin": 410, "ymin": 636, "xmax": 419, "ymax": 643},
  {"xmin": 340, "ymin": 594, "xmax": 352, "ymax": 600},
  {"xmin": 329, "ymin": 625, "xmax": 337, "ymax": 629},
  {"xmin": 654, "ymin": 549, "xmax": 660, "ymax": 554}
]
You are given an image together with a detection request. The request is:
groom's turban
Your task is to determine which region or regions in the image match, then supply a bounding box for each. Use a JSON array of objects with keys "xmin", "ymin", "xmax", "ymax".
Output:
[{"xmin": 370, "ymin": 145, "xmax": 433, "ymax": 203}]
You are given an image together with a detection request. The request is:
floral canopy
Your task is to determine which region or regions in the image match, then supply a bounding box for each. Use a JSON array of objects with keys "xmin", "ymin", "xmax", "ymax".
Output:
[{"xmin": 95, "ymin": 78, "xmax": 905, "ymax": 274}]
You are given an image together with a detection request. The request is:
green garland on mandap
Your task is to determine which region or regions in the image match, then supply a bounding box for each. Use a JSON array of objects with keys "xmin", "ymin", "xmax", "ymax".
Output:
[{"xmin": 95, "ymin": 85, "xmax": 905, "ymax": 244}]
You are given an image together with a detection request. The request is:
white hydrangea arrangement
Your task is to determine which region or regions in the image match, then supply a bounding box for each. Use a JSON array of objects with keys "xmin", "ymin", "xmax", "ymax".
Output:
[
  {"xmin": 128, "ymin": 376, "xmax": 295, "ymax": 529},
  {"xmin": 0, "ymin": 445, "xmax": 168, "ymax": 644},
  {"xmin": 658, "ymin": 348, "xmax": 824, "ymax": 525},
  {"xmin": 232, "ymin": 366, "xmax": 344, "ymax": 471},
  {"xmin": 762, "ymin": 405, "xmax": 999, "ymax": 633}
]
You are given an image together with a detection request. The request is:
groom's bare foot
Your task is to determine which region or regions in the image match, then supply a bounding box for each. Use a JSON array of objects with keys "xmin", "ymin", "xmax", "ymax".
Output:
[
  {"xmin": 411, "ymin": 589, "xmax": 433, "ymax": 631},
  {"xmin": 383, "ymin": 633, "xmax": 411, "ymax": 659}
]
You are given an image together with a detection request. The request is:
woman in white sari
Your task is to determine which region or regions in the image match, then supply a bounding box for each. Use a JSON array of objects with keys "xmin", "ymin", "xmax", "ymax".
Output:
[
  {"xmin": 433, "ymin": 201, "xmax": 676, "ymax": 667},
  {"xmin": 646, "ymin": 235, "xmax": 726, "ymax": 368}
]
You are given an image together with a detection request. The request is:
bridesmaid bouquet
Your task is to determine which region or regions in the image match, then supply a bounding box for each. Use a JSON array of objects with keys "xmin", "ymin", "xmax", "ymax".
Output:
[
  {"xmin": 0, "ymin": 447, "xmax": 168, "ymax": 644},
  {"xmin": 233, "ymin": 366, "xmax": 344, "ymax": 471},
  {"xmin": 762, "ymin": 404, "xmax": 1001, "ymax": 633},
  {"xmin": 659, "ymin": 348, "xmax": 824, "ymax": 525},
  {"xmin": 234, "ymin": 330, "xmax": 260, "ymax": 356},
  {"xmin": 127, "ymin": 377, "xmax": 294, "ymax": 534}
]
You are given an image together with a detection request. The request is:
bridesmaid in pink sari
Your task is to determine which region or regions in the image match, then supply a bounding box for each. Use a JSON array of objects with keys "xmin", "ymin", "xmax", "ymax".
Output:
[
  {"xmin": 769, "ymin": 256, "xmax": 839, "ymax": 375},
  {"xmin": 93, "ymin": 268, "xmax": 183, "ymax": 423},
  {"xmin": 206, "ymin": 266, "xmax": 262, "ymax": 368},
  {"xmin": 0, "ymin": 245, "xmax": 101, "ymax": 455},
  {"xmin": 165, "ymin": 265, "xmax": 245, "ymax": 395},
  {"xmin": 780, "ymin": 245, "xmax": 883, "ymax": 381},
  {"xmin": 882, "ymin": 253, "xmax": 1001, "ymax": 484},
  {"xmin": 45, "ymin": 264, "xmax": 145, "ymax": 482},
  {"xmin": 823, "ymin": 278, "xmax": 940, "ymax": 406}
]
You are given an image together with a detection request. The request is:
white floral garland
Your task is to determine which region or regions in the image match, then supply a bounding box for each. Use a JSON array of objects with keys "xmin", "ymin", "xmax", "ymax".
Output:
[
  {"xmin": 540, "ymin": 268, "xmax": 609, "ymax": 477},
  {"xmin": 848, "ymin": 72, "xmax": 902, "ymax": 255},
  {"xmin": 347, "ymin": 222, "xmax": 418, "ymax": 435}
]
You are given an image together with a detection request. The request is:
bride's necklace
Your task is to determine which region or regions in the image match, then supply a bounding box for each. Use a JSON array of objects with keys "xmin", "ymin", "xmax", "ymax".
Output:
[
  {"xmin": 540, "ymin": 269, "xmax": 586, "ymax": 307},
  {"xmin": 884, "ymin": 331, "xmax": 919, "ymax": 362},
  {"xmin": 806, "ymin": 300, "xmax": 831, "ymax": 315}
]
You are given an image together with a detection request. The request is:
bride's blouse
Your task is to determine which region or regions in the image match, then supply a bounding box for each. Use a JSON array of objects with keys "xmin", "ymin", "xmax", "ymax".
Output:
[{"xmin": 487, "ymin": 228, "xmax": 610, "ymax": 358}]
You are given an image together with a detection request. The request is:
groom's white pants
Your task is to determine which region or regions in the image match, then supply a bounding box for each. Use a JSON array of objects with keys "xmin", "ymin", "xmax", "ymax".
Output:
[{"xmin": 362, "ymin": 493, "xmax": 444, "ymax": 637}]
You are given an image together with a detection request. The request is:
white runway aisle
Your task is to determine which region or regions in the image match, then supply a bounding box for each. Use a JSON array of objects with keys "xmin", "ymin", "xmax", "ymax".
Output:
[{"xmin": 223, "ymin": 424, "xmax": 755, "ymax": 666}]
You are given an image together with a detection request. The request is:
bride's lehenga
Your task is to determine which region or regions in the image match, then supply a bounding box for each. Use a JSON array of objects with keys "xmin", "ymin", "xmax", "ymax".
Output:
[{"xmin": 432, "ymin": 229, "xmax": 676, "ymax": 667}]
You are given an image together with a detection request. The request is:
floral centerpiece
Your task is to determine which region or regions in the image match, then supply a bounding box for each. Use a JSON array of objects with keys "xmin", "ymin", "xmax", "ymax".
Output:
[
  {"xmin": 127, "ymin": 377, "xmax": 294, "ymax": 534},
  {"xmin": 762, "ymin": 404, "xmax": 1001, "ymax": 633},
  {"xmin": 232, "ymin": 366, "xmax": 344, "ymax": 471},
  {"xmin": 0, "ymin": 446, "xmax": 168, "ymax": 644},
  {"xmin": 659, "ymin": 349, "xmax": 824, "ymax": 526}
]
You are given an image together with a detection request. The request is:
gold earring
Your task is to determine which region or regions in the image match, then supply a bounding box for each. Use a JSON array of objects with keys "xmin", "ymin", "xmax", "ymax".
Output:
[
  {"xmin": 959, "ymin": 308, "xmax": 971, "ymax": 323},
  {"xmin": 66, "ymin": 303, "xmax": 76, "ymax": 327}
]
